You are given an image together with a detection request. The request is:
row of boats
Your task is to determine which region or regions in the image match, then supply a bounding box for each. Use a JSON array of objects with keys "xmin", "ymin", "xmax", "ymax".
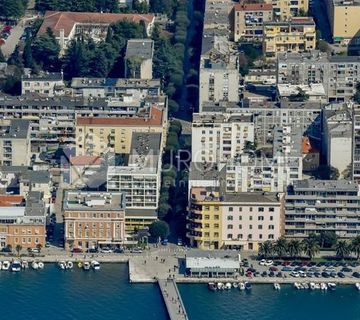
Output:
[
  {"xmin": 57, "ymin": 260, "xmax": 100, "ymax": 271},
  {"xmin": 294, "ymin": 282, "xmax": 337, "ymax": 290},
  {"xmin": 208, "ymin": 282, "xmax": 252, "ymax": 291},
  {"xmin": 0, "ymin": 260, "xmax": 44, "ymax": 272}
]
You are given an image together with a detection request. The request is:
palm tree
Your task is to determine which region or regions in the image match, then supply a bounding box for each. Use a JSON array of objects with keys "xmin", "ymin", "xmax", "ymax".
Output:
[
  {"xmin": 258, "ymin": 241, "xmax": 273, "ymax": 259},
  {"xmin": 335, "ymin": 240, "xmax": 351, "ymax": 259},
  {"xmin": 273, "ymin": 237, "xmax": 288, "ymax": 258},
  {"xmin": 287, "ymin": 239, "xmax": 302, "ymax": 258},
  {"xmin": 301, "ymin": 237, "xmax": 320, "ymax": 260},
  {"xmin": 351, "ymin": 236, "xmax": 360, "ymax": 260},
  {"xmin": 15, "ymin": 244, "xmax": 22, "ymax": 257},
  {"xmin": 36, "ymin": 243, "xmax": 42, "ymax": 254}
]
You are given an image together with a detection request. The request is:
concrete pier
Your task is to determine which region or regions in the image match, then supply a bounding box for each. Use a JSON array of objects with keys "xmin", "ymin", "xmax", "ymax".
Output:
[{"xmin": 158, "ymin": 279, "xmax": 188, "ymax": 320}]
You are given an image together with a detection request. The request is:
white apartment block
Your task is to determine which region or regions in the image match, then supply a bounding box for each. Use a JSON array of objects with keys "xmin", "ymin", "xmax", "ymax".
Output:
[{"xmin": 192, "ymin": 113, "xmax": 255, "ymax": 163}]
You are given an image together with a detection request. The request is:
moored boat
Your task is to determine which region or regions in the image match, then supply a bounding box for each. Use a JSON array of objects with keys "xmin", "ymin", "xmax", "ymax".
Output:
[
  {"xmin": 2, "ymin": 261, "xmax": 10, "ymax": 271},
  {"xmin": 77, "ymin": 262, "xmax": 83, "ymax": 268},
  {"xmin": 245, "ymin": 282, "xmax": 252, "ymax": 290},
  {"xmin": 66, "ymin": 261, "xmax": 73, "ymax": 269},
  {"xmin": 208, "ymin": 282, "xmax": 217, "ymax": 291},
  {"xmin": 217, "ymin": 282, "xmax": 224, "ymax": 290},
  {"xmin": 239, "ymin": 282, "xmax": 245, "ymax": 290},
  {"xmin": 11, "ymin": 260, "xmax": 21, "ymax": 272},
  {"xmin": 273, "ymin": 283, "xmax": 281, "ymax": 290},
  {"xmin": 232, "ymin": 282, "xmax": 238, "ymax": 289},
  {"xmin": 38, "ymin": 261, "xmax": 44, "ymax": 269},
  {"xmin": 225, "ymin": 282, "xmax": 232, "ymax": 290},
  {"xmin": 328, "ymin": 283, "xmax": 336, "ymax": 291},
  {"xmin": 91, "ymin": 260, "xmax": 100, "ymax": 270},
  {"xmin": 303, "ymin": 283, "xmax": 309, "ymax": 290},
  {"xmin": 294, "ymin": 282, "xmax": 301, "ymax": 290},
  {"xmin": 31, "ymin": 261, "xmax": 39, "ymax": 270},
  {"xmin": 21, "ymin": 260, "xmax": 29, "ymax": 269},
  {"xmin": 58, "ymin": 261, "xmax": 66, "ymax": 270},
  {"xmin": 315, "ymin": 283, "xmax": 321, "ymax": 290},
  {"xmin": 309, "ymin": 282, "xmax": 316, "ymax": 290},
  {"xmin": 320, "ymin": 283, "xmax": 328, "ymax": 291},
  {"xmin": 355, "ymin": 283, "xmax": 360, "ymax": 291},
  {"xmin": 83, "ymin": 261, "xmax": 91, "ymax": 271}
]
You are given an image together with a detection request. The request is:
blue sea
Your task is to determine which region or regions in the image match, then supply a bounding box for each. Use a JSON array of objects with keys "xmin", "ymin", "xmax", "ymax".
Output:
[{"xmin": 1, "ymin": 263, "xmax": 360, "ymax": 320}]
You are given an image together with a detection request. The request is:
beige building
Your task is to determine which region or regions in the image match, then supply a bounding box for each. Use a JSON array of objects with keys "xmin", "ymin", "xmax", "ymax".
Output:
[
  {"xmin": 63, "ymin": 191, "xmax": 126, "ymax": 250},
  {"xmin": 21, "ymin": 72, "xmax": 65, "ymax": 96},
  {"xmin": 125, "ymin": 39, "xmax": 154, "ymax": 80},
  {"xmin": 187, "ymin": 187, "xmax": 283, "ymax": 251},
  {"xmin": 0, "ymin": 192, "xmax": 47, "ymax": 250},
  {"xmin": 0, "ymin": 119, "xmax": 31, "ymax": 166},
  {"xmin": 75, "ymin": 106, "xmax": 166, "ymax": 156},
  {"xmin": 270, "ymin": 0, "xmax": 309, "ymax": 20},
  {"xmin": 232, "ymin": 2, "xmax": 273, "ymax": 42},
  {"xmin": 325, "ymin": 0, "xmax": 360, "ymax": 48},
  {"xmin": 263, "ymin": 17, "xmax": 316, "ymax": 59}
]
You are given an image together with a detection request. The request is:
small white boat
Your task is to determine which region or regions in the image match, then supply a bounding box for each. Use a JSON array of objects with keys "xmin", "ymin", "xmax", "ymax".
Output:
[
  {"xmin": 38, "ymin": 262, "xmax": 44, "ymax": 269},
  {"xmin": 91, "ymin": 260, "xmax": 100, "ymax": 270},
  {"xmin": 355, "ymin": 283, "xmax": 360, "ymax": 291},
  {"xmin": 273, "ymin": 283, "xmax": 281, "ymax": 290},
  {"xmin": 21, "ymin": 260, "xmax": 29, "ymax": 269},
  {"xmin": 2, "ymin": 261, "xmax": 10, "ymax": 271},
  {"xmin": 77, "ymin": 262, "xmax": 83, "ymax": 269},
  {"xmin": 315, "ymin": 283, "xmax": 321, "ymax": 290},
  {"xmin": 298, "ymin": 283, "xmax": 304, "ymax": 289},
  {"xmin": 83, "ymin": 261, "xmax": 91, "ymax": 271},
  {"xmin": 58, "ymin": 261, "xmax": 66, "ymax": 270},
  {"xmin": 239, "ymin": 282, "xmax": 245, "ymax": 290},
  {"xmin": 208, "ymin": 282, "xmax": 217, "ymax": 291},
  {"xmin": 320, "ymin": 283, "xmax": 328, "ymax": 291},
  {"xmin": 217, "ymin": 282, "xmax": 224, "ymax": 290},
  {"xmin": 309, "ymin": 282, "xmax": 316, "ymax": 290},
  {"xmin": 66, "ymin": 261, "xmax": 73, "ymax": 269},
  {"xmin": 328, "ymin": 283, "xmax": 336, "ymax": 291},
  {"xmin": 232, "ymin": 282, "xmax": 238, "ymax": 289},
  {"xmin": 11, "ymin": 260, "xmax": 21, "ymax": 272},
  {"xmin": 303, "ymin": 283, "xmax": 309, "ymax": 290},
  {"xmin": 225, "ymin": 282, "xmax": 232, "ymax": 290},
  {"xmin": 31, "ymin": 261, "xmax": 39, "ymax": 270}
]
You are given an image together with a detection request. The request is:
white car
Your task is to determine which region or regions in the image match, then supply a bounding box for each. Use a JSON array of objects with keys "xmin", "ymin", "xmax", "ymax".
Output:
[
  {"xmin": 299, "ymin": 271, "xmax": 307, "ymax": 278},
  {"xmin": 259, "ymin": 259, "xmax": 266, "ymax": 266},
  {"xmin": 291, "ymin": 271, "xmax": 300, "ymax": 278},
  {"xmin": 264, "ymin": 260, "xmax": 273, "ymax": 266},
  {"xmin": 100, "ymin": 248, "xmax": 113, "ymax": 253}
]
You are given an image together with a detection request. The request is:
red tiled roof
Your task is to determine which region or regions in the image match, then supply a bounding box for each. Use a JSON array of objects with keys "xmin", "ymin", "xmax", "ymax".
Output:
[
  {"xmin": 38, "ymin": 11, "xmax": 155, "ymax": 37},
  {"xmin": 0, "ymin": 195, "xmax": 24, "ymax": 207},
  {"xmin": 69, "ymin": 156, "xmax": 103, "ymax": 166},
  {"xmin": 234, "ymin": 3, "xmax": 272, "ymax": 11},
  {"xmin": 76, "ymin": 107, "xmax": 163, "ymax": 126}
]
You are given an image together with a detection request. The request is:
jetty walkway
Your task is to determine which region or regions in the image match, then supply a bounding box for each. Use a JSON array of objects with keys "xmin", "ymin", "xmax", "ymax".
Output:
[{"xmin": 158, "ymin": 279, "xmax": 188, "ymax": 320}]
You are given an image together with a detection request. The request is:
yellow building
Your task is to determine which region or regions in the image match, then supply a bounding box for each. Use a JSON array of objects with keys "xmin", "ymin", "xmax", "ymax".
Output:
[
  {"xmin": 325, "ymin": 0, "xmax": 360, "ymax": 47},
  {"xmin": 75, "ymin": 107, "xmax": 166, "ymax": 156},
  {"xmin": 269, "ymin": 0, "xmax": 309, "ymax": 20},
  {"xmin": 187, "ymin": 188, "xmax": 223, "ymax": 250},
  {"xmin": 263, "ymin": 17, "xmax": 316, "ymax": 59}
]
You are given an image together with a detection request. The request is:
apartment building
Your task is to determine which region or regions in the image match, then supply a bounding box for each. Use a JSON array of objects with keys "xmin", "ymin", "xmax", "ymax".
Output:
[
  {"xmin": 277, "ymin": 51, "xmax": 360, "ymax": 101},
  {"xmin": 21, "ymin": 72, "xmax": 65, "ymax": 96},
  {"xmin": 187, "ymin": 187, "xmax": 283, "ymax": 250},
  {"xmin": 0, "ymin": 192, "xmax": 46, "ymax": 249},
  {"xmin": 353, "ymin": 105, "xmax": 360, "ymax": 182},
  {"xmin": 285, "ymin": 180, "xmax": 360, "ymax": 239},
  {"xmin": 191, "ymin": 113, "xmax": 255, "ymax": 163},
  {"xmin": 38, "ymin": 11, "xmax": 155, "ymax": 52},
  {"xmin": 69, "ymin": 155, "xmax": 104, "ymax": 188},
  {"xmin": 200, "ymin": 100, "xmax": 322, "ymax": 147},
  {"xmin": 0, "ymin": 119, "xmax": 31, "ymax": 166},
  {"xmin": 125, "ymin": 39, "xmax": 154, "ymax": 80},
  {"xmin": 263, "ymin": 17, "xmax": 316, "ymax": 59},
  {"xmin": 232, "ymin": 2, "xmax": 273, "ymax": 42},
  {"xmin": 325, "ymin": 0, "xmax": 360, "ymax": 48},
  {"xmin": 75, "ymin": 106, "xmax": 166, "ymax": 156},
  {"xmin": 63, "ymin": 191, "xmax": 126, "ymax": 250},
  {"xmin": 277, "ymin": 83, "xmax": 327, "ymax": 102},
  {"xmin": 70, "ymin": 78, "xmax": 161, "ymax": 98},
  {"xmin": 322, "ymin": 108, "xmax": 353, "ymax": 177},
  {"xmin": 199, "ymin": 35, "xmax": 240, "ymax": 108},
  {"xmin": 270, "ymin": 0, "xmax": 309, "ymax": 20}
]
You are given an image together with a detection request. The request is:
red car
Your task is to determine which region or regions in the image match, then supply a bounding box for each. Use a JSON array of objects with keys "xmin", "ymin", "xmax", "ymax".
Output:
[
  {"xmin": 246, "ymin": 271, "xmax": 253, "ymax": 278},
  {"xmin": 269, "ymin": 266, "xmax": 278, "ymax": 272},
  {"xmin": 72, "ymin": 247, "xmax": 82, "ymax": 253}
]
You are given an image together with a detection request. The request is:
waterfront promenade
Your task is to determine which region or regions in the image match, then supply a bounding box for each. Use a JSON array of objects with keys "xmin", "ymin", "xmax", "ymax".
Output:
[{"xmin": 158, "ymin": 279, "xmax": 188, "ymax": 320}]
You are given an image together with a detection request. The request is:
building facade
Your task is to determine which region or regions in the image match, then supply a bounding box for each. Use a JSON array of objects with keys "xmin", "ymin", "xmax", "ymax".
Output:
[
  {"xmin": 263, "ymin": 17, "xmax": 316, "ymax": 59},
  {"xmin": 63, "ymin": 191, "xmax": 126, "ymax": 250},
  {"xmin": 21, "ymin": 73, "xmax": 65, "ymax": 96},
  {"xmin": 270, "ymin": 0, "xmax": 309, "ymax": 20},
  {"xmin": 285, "ymin": 180, "xmax": 360, "ymax": 239}
]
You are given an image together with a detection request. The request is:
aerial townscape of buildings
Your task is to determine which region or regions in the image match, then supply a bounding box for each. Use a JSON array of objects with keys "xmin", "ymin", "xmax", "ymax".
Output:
[{"xmin": 1, "ymin": 0, "xmax": 360, "ymax": 263}]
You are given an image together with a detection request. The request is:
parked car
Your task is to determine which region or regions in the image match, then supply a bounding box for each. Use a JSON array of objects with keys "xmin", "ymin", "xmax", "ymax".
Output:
[
  {"xmin": 72, "ymin": 247, "xmax": 83, "ymax": 253},
  {"xmin": 131, "ymin": 247, "xmax": 143, "ymax": 253},
  {"xmin": 337, "ymin": 272, "xmax": 345, "ymax": 278},
  {"xmin": 352, "ymin": 272, "xmax": 360, "ymax": 278},
  {"xmin": 341, "ymin": 267, "xmax": 353, "ymax": 273},
  {"xmin": 161, "ymin": 239, "xmax": 168, "ymax": 246},
  {"xmin": 28, "ymin": 248, "xmax": 39, "ymax": 253},
  {"xmin": 269, "ymin": 266, "xmax": 278, "ymax": 272},
  {"xmin": 88, "ymin": 248, "xmax": 98, "ymax": 253},
  {"xmin": 100, "ymin": 248, "xmax": 113, "ymax": 253}
]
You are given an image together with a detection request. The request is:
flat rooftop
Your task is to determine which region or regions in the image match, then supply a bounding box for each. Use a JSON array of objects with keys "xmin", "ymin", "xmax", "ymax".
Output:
[
  {"xmin": 71, "ymin": 77, "xmax": 161, "ymax": 89},
  {"xmin": 0, "ymin": 119, "xmax": 30, "ymax": 139},
  {"xmin": 125, "ymin": 39, "xmax": 154, "ymax": 60},
  {"xmin": 22, "ymin": 72, "xmax": 63, "ymax": 82},
  {"xmin": 292, "ymin": 180, "xmax": 359, "ymax": 191},
  {"xmin": 64, "ymin": 191, "xmax": 125, "ymax": 211}
]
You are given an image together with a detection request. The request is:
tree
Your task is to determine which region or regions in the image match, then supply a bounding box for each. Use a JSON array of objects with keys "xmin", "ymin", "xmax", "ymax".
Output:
[
  {"xmin": 301, "ymin": 237, "xmax": 320, "ymax": 259},
  {"xmin": 0, "ymin": 0, "xmax": 26, "ymax": 19},
  {"xmin": 258, "ymin": 241, "xmax": 273, "ymax": 258},
  {"xmin": 36, "ymin": 243, "xmax": 43, "ymax": 253},
  {"xmin": 149, "ymin": 220, "xmax": 170, "ymax": 239},
  {"xmin": 158, "ymin": 203, "xmax": 171, "ymax": 219},
  {"xmin": 133, "ymin": 0, "xmax": 149, "ymax": 13},
  {"xmin": 354, "ymin": 83, "xmax": 360, "ymax": 104},
  {"xmin": 15, "ymin": 244, "xmax": 22, "ymax": 256},
  {"xmin": 289, "ymin": 88, "xmax": 309, "ymax": 102},
  {"xmin": 31, "ymin": 28, "xmax": 60, "ymax": 71},
  {"xmin": 0, "ymin": 48, "xmax": 5, "ymax": 63},
  {"xmin": 23, "ymin": 40, "xmax": 34, "ymax": 69},
  {"xmin": 273, "ymin": 237, "xmax": 288, "ymax": 258},
  {"xmin": 287, "ymin": 239, "xmax": 302, "ymax": 258},
  {"xmin": 7, "ymin": 45, "xmax": 23, "ymax": 69},
  {"xmin": 319, "ymin": 231, "xmax": 338, "ymax": 248},
  {"xmin": 351, "ymin": 236, "xmax": 360, "ymax": 259},
  {"xmin": 335, "ymin": 240, "xmax": 351, "ymax": 259}
]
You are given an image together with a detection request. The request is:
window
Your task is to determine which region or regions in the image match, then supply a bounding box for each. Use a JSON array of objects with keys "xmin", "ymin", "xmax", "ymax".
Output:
[
  {"xmin": 214, "ymin": 215, "xmax": 219, "ymax": 220},
  {"xmin": 204, "ymin": 224, "xmax": 210, "ymax": 228},
  {"xmin": 248, "ymin": 234, "xmax": 252, "ymax": 239},
  {"xmin": 214, "ymin": 224, "xmax": 219, "ymax": 229},
  {"xmin": 268, "ymin": 234, "xmax": 274, "ymax": 240},
  {"xmin": 214, "ymin": 206, "xmax": 219, "ymax": 211},
  {"xmin": 269, "ymin": 225, "xmax": 274, "ymax": 230},
  {"xmin": 258, "ymin": 225, "xmax": 263, "ymax": 230},
  {"xmin": 227, "ymin": 234, "xmax": 232, "ymax": 239},
  {"xmin": 269, "ymin": 207, "xmax": 275, "ymax": 212},
  {"xmin": 227, "ymin": 216, "xmax": 233, "ymax": 221},
  {"xmin": 249, "ymin": 207, "xmax": 253, "ymax": 212},
  {"xmin": 258, "ymin": 207, "xmax": 264, "ymax": 212},
  {"xmin": 229, "ymin": 207, "xmax": 233, "ymax": 212},
  {"xmin": 227, "ymin": 225, "xmax": 233, "ymax": 229},
  {"xmin": 258, "ymin": 216, "xmax": 264, "ymax": 221},
  {"xmin": 239, "ymin": 224, "xmax": 242, "ymax": 229},
  {"xmin": 249, "ymin": 216, "xmax": 253, "ymax": 221},
  {"xmin": 204, "ymin": 215, "xmax": 210, "ymax": 220},
  {"xmin": 259, "ymin": 234, "xmax": 263, "ymax": 239},
  {"xmin": 239, "ymin": 216, "xmax": 242, "ymax": 221},
  {"xmin": 204, "ymin": 232, "xmax": 210, "ymax": 237},
  {"xmin": 249, "ymin": 225, "xmax": 253, "ymax": 230}
]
